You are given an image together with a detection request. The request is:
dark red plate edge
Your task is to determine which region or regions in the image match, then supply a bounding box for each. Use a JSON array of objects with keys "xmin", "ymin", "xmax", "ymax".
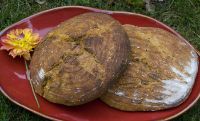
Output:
[{"xmin": 0, "ymin": 6, "xmax": 199, "ymax": 121}]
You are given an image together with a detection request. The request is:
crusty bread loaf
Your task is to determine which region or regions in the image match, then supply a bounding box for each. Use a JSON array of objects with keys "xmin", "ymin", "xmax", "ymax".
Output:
[
  {"xmin": 101, "ymin": 24, "xmax": 199, "ymax": 111},
  {"xmin": 30, "ymin": 13, "xmax": 130, "ymax": 106}
]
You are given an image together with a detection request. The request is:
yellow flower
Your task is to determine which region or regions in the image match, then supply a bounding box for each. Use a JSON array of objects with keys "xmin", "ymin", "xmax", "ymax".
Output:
[{"xmin": 0, "ymin": 28, "xmax": 41, "ymax": 60}]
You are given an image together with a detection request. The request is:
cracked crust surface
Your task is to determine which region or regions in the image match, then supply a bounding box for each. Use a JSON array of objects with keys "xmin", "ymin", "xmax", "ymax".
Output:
[
  {"xmin": 100, "ymin": 25, "xmax": 199, "ymax": 111},
  {"xmin": 29, "ymin": 13, "xmax": 130, "ymax": 106}
]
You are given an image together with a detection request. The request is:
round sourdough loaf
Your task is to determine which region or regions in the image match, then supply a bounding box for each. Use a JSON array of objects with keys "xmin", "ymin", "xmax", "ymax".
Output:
[
  {"xmin": 101, "ymin": 24, "xmax": 199, "ymax": 111},
  {"xmin": 30, "ymin": 13, "xmax": 130, "ymax": 106}
]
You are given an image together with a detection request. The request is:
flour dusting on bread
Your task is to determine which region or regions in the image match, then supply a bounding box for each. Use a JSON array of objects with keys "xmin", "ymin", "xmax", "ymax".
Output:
[{"xmin": 101, "ymin": 25, "xmax": 199, "ymax": 111}]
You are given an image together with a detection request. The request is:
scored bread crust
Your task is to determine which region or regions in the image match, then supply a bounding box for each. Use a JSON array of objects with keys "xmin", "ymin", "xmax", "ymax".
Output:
[
  {"xmin": 30, "ymin": 13, "xmax": 130, "ymax": 106},
  {"xmin": 100, "ymin": 24, "xmax": 199, "ymax": 111}
]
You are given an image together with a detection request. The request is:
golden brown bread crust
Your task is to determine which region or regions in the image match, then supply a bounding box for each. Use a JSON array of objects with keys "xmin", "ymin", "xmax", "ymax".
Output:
[
  {"xmin": 29, "ymin": 13, "xmax": 130, "ymax": 106},
  {"xmin": 101, "ymin": 24, "xmax": 199, "ymax": 111}
]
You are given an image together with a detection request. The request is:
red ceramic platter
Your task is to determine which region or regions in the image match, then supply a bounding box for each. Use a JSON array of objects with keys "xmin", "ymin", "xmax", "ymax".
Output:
[{"xmin": 0, "ymin": 6, "xmax": 200, "ymax": 121}]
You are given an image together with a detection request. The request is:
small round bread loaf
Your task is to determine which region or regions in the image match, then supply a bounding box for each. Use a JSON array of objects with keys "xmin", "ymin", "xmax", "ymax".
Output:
[
  {"xmin": 30, "ymin": 13, "xmax": 130, "ymax": 106},
  {"xmin": 101, "ymin": 24, "xmax": 199, "ymax": 111}
]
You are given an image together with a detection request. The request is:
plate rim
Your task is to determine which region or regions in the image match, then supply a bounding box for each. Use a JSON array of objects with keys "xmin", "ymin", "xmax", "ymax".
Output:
[{"xmin": 0, "ymin": 5, "xmax": 200, "ymax": 121}]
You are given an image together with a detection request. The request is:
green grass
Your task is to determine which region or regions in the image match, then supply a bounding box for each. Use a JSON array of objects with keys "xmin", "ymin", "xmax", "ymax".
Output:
[{"xmin": 0, "ymin": 0, "xmax": 200, "ymax": 121}]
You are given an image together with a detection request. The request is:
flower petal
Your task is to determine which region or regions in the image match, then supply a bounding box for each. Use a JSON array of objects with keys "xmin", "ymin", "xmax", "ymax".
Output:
[
  {"xmin": 23, "ymin": 53, "xmax": 31, "ymax": 60},
  {"xmin": 0, "ymin": 44, "xmax": 14, "ymax": 50},
  {"xmin": 9, "ymin": 50, "xmax": 17, "ymax": 58}
]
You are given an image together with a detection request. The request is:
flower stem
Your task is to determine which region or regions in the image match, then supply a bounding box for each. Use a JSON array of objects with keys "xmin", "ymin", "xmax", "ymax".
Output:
[{"xmin": 24, "ymin": 59, "xmax": 40, "ymax": 108}]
